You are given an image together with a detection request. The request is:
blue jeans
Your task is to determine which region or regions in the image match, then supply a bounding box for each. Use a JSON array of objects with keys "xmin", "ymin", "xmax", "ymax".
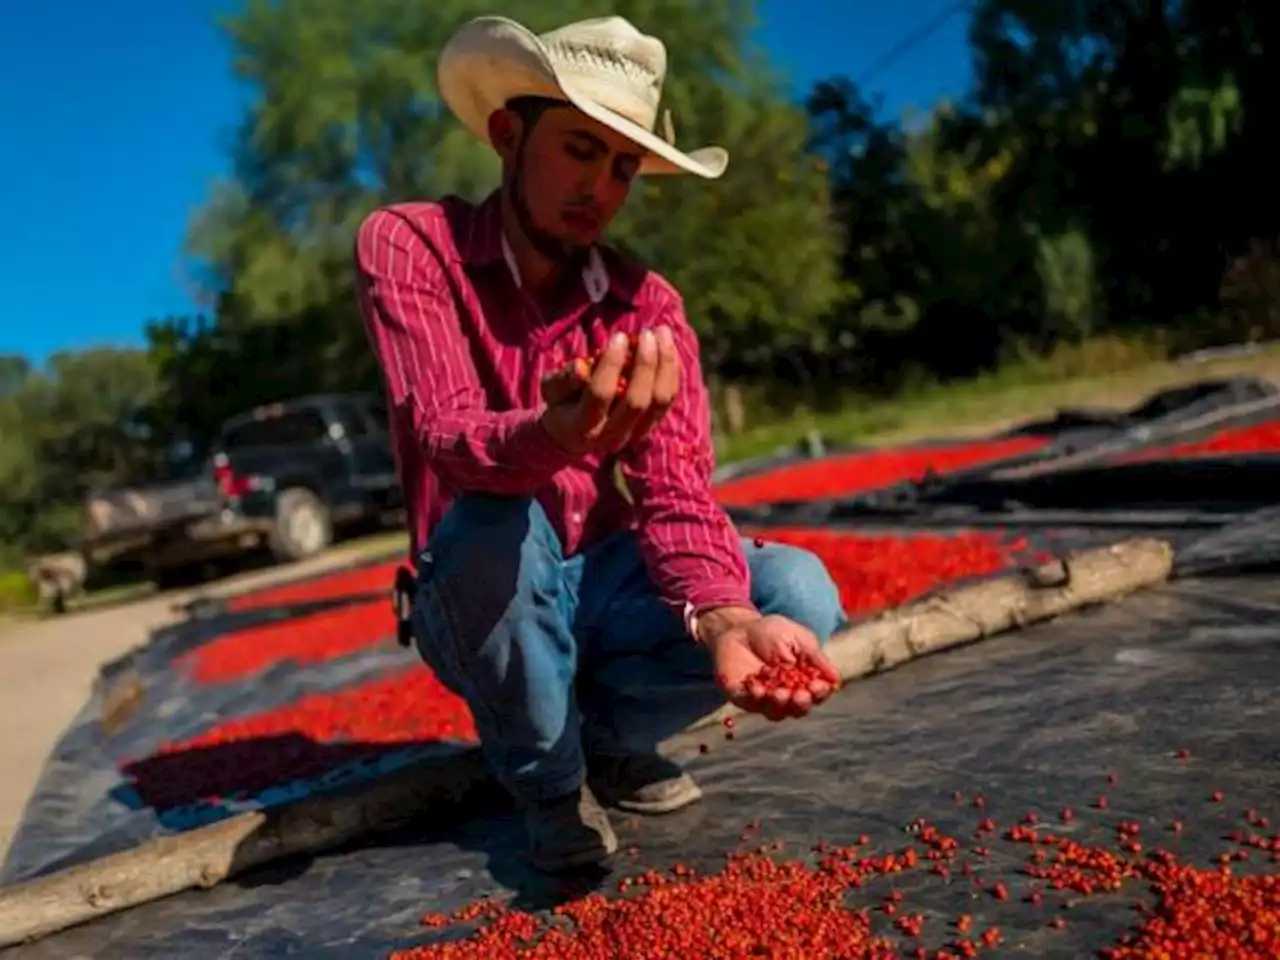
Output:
[{"xmin": 412, "ymin": 494, "xmax": 846, "ymax": 803}]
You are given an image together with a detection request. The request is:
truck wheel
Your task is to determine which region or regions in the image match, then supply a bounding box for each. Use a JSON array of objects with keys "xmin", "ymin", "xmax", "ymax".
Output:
[{"xmin": 270, "ymin": 487, "xmax": 333, "ymax": 562}]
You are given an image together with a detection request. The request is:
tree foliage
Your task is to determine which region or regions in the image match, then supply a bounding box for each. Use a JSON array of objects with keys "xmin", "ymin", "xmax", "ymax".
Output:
[
  {"xmin": 178, "ymin": 0, "xmax": 844, "ymax": 399},
  {"xmin": 0, "ymin": 349, "xmax": 159, "ymax": 564},
  {"xmin": 5, "ymin": 0, "xmax": 1280, "ymax": 563}
]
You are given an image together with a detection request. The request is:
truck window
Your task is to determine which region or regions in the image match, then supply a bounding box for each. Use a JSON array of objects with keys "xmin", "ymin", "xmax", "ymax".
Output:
[
  {"xmin": 364, "ymin": 398, "xmax": 390, "ymax": 434},
  {"xmin": 334, "ymin": 400, "xmax": 372, "ymax": 439},
  {"xmin": 161, "ymin": 439, "xmax": 208, "ymax": 480},
  {"xmin": 221, "ymin": 409, "xmax": 329, "ymax": 450},
  {"xmin": 338, "ymin": 397, "xmax": 390, "ymax": 437}
]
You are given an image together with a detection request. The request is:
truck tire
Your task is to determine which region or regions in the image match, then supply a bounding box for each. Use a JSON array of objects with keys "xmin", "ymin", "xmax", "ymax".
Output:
[{"xmin": 270, "ymin": 487, "xmax": 333, "ymax": 563}]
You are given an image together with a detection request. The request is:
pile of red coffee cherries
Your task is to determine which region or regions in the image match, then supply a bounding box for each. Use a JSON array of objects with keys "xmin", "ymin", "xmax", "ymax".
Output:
[
  {"xmin": 715, "ymin": 437, "xmax": 1049, "ymax": 507},
  {"xmin": 394, "ymin": 767, "xmax": 1280, "ymax": 959},
  {"xmin": 1124, "ymin": 418, "xmax": 1280, "ymax": 463},
  {"xmin": 122, "ymin": 667, "xmax": 476, "ymax": 810},
  {"xmin": 227, "ymin": 560, "xmax": 400, "ymax": 614},
  {"xmin": 180, "ymin": 600, "xmax": 396, "ymax": 684}
]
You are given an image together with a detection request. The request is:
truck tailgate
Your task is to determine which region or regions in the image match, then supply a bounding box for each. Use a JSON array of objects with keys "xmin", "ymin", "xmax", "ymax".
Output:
[{"xmin": 83, "ymin": 476, "xmax": 223, "ymax": 546}]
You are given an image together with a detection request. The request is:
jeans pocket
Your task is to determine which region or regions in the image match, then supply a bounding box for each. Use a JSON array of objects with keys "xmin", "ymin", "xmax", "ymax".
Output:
[
  {"xmin": 412, "ymin": 568, "xmax": 509, "ymax": 744},
  {"xmin": 412, "ymin": 563, "xmax": 458, "ymax": 688}
]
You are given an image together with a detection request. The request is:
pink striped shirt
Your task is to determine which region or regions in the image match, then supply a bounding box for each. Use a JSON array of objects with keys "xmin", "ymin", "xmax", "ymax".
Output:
[{"xmin": 354, "ymin": 190, "xmax": 751, "ymax": 625}]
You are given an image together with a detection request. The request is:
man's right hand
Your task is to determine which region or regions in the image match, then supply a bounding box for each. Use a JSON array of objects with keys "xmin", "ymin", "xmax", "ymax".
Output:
[{"xmin": 539, "ymin": 326, "xmax": 680, "ymax": 456}]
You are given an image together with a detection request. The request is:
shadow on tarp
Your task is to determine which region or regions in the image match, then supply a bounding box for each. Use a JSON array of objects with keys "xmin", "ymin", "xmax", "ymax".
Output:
[
  {"xmin": 7, "ymin": 570, "xmax": 1280, "ymax": 959},
  {"xmin": 115, "ymin": 734, "xmax": 465, "ymax": 825},
  {"xmin": 13, "ymin": 735, "xmax": 482, "ymax": 887}
]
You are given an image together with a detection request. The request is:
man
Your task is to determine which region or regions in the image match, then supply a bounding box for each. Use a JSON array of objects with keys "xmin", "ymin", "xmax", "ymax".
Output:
[{"xmin": 355, "ymin": 14, "xmax": 847, "ymax": 873}]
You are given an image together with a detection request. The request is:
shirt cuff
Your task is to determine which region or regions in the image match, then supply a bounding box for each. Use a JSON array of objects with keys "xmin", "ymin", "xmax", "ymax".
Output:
[{"xmin": 683, "ymin": 601, "xmax": 699, "ymax": 640}]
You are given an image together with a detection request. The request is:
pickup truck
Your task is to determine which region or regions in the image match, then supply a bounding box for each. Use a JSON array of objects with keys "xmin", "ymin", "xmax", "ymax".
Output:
[
  {"xmin": 79, "ymin": 436, "xmax": 231, "ymax": 587},
  {"xmin": 77, "ymin": 393, "xmax": 401, "ymax": 589},
  {"xmin": 212, "ymin": 393, "xmax": 402, "ymax": 562}
]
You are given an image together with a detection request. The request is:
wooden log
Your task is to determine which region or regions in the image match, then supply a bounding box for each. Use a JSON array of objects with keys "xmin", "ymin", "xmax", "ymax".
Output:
[
  {"xmin": 100, "ymin": 672, "xmax": 145, "ymax": 738},
  {"xmin": 686, "ymin": 537, "xmax": 1174, "ymax": 732},
  {"xmin": 0, "ymin": 750, "xmax": 492, "ymax": 947},
  {"xmin": 0, "ymin": 538, "xmax": 1174, "ymax": 946}
]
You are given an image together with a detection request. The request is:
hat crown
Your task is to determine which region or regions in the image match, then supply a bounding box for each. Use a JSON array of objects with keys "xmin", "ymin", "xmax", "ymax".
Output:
[
  {"xmin": 436, "ymin": 14, "xmax": 727, "ymax": 178},
  {"xmin": 539, "ymin": 17, "xmax": 666, "ymax": 127}
]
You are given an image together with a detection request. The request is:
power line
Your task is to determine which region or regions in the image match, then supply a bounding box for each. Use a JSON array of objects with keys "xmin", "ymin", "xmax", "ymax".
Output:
[{"xmin": 856, "ymin": 2, "xmax": 973, "ymax": 88}]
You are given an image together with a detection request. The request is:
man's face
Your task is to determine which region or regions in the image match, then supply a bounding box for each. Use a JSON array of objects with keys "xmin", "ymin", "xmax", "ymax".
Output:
[{"xmin": 493, "ymin": 104, "xmax": 644, "ymax": 252}]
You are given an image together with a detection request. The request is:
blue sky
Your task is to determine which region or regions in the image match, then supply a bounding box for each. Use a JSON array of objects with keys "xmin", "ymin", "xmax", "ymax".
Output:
[{"xmin": 0, "ymin": 0, "xmax": 973, "ymax": 364}]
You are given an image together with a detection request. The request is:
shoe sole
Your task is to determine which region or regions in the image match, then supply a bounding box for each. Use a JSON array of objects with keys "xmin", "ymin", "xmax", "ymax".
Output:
[{"xmin": 608, "ymin": 779, "xmax": 704, "ymax": 815}]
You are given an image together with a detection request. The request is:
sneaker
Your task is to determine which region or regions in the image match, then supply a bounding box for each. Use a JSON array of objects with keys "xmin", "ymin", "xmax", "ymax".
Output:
[
  {"xmin": 588, "ymin": 748, "xmax": 704, "ymax": 815},
  {"xmin": 525, "ymin": 785, "xmax": 618, "ymax": 873}
]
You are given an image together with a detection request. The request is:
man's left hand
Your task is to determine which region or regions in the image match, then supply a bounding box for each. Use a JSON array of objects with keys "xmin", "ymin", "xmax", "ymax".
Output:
[
  {"xmin": 538, "ymin": 326, "xmax": 681, "ymax": 455},
  {"xmin": 698, "ymin": 608, "xmax": 841, "ymax": 721}
]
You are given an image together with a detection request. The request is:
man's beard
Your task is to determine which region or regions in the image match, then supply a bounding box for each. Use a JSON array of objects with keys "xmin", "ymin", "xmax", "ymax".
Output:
[{"xmin": 506, "ymin": 144, "xmax": 589, "ymax": 269}]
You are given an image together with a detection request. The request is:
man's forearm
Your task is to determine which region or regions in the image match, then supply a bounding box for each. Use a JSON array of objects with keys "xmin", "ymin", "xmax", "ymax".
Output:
[
  {"xmin": 618, "ymin": 298, "xmax": 756, "ymax": 633},
  {"xmin": 422, "ymin": 406, "xmax": 575, "ymax": 496}
]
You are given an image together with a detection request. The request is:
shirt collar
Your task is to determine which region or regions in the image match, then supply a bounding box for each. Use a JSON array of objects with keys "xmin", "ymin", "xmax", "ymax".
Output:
[
  {"xmin": 456, "ymin": 190, "xmax": 623, "ymax": 306},
  {"xmin": 501, "ymin": 232, "xmax": 610, "ymax": 305}
]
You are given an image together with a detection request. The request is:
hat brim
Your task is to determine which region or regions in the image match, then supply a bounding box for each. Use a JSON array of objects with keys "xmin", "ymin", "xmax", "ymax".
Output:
[{"xmin": 437, "ymin": 16, "xmax": 728, "ymax": 180}]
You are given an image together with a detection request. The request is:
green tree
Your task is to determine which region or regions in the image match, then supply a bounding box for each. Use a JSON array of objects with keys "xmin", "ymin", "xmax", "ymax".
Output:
[
  {"xmin": 961, "ymin": 0, "xmax": 1280, "ymax": 335},
  {"xmin": 0, "ymin": 348, "xmax": 160, "ymax": 561},
  {"xmin": 0, "ymin": 355, "xmax": 31, "ymax": 400},
  {"xmin": 806, "ymin": 81, "xmax": 1033, "ymax": 384}
]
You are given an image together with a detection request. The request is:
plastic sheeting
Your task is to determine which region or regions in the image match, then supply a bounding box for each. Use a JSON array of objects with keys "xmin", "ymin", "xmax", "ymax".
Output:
[
  {"xmin": 725, "ymin": 378, "xmax": 1280, "ymax": 531},
  {"xmin": 1, "ymin": 606, "xmax": 427, "ymax": 886},
  {"xmin": 7, "ymin": 567, "xmax": 1280, "ymax": 959},
  {"xmin": 6, "ymin": 378, "xmax": 1280, "ymax": 958},
  {"xmin": 714, "ymin": 374, "xmax": 1280, "ymax": 491}
]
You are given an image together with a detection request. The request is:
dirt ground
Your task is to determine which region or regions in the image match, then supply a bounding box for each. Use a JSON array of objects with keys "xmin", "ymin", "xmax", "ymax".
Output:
[{"xmin": 0, "ymin": 542, "xmax": 403, "ymax": 864}]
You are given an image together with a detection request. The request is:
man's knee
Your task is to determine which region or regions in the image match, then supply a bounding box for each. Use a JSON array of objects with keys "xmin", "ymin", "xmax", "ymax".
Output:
[{"xmin": 748, "ymin": 543, "xmax": 846, "ymax": 641}]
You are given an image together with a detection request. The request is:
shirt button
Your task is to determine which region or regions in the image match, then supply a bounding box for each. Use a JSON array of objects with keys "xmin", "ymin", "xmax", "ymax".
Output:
[{"xmin": 571, "ymin": 512, "xmax": 583, "ymax": 524}]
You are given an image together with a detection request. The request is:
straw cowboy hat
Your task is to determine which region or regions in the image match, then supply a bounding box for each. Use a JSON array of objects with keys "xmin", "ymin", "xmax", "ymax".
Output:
[{"xmin": 438, "ymin": 15, "xmax": 729, "ymax": 180}]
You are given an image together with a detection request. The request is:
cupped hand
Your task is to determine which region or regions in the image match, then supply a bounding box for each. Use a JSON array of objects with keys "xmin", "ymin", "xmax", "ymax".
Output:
[
  {"xmin": 539, "ymin": 326, "xmax": 680, "ymax": 457},
  {"xmin": 703, "ymin": 612, "xmax": 841, "ymax": 721}
]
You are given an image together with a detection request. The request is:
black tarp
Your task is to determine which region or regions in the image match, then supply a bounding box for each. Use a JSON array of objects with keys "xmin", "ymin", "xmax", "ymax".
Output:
[
  {"xmin": 6, "ymin": 566, "xmax": 1280, "ymax": 959},
  {"xmin": 5, "ymin": 379, "xmax": 1280, "ymax": 958},
  {"xmin": 723, "ymin": 378, "xmax": 1280, "ymax": 530},
  {"xmin": 713, "ymin": 375, "xmax": 1280, "ymax": 489}
]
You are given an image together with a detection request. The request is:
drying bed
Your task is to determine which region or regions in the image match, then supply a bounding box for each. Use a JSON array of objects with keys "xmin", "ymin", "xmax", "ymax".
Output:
[
  {"xmin": 4, "ymin": 378, "xmax": 1280, "ymax": 958},
  {"xmin": 6, "ymin": 569, "xmax": 1279, "ymax": 959}
]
